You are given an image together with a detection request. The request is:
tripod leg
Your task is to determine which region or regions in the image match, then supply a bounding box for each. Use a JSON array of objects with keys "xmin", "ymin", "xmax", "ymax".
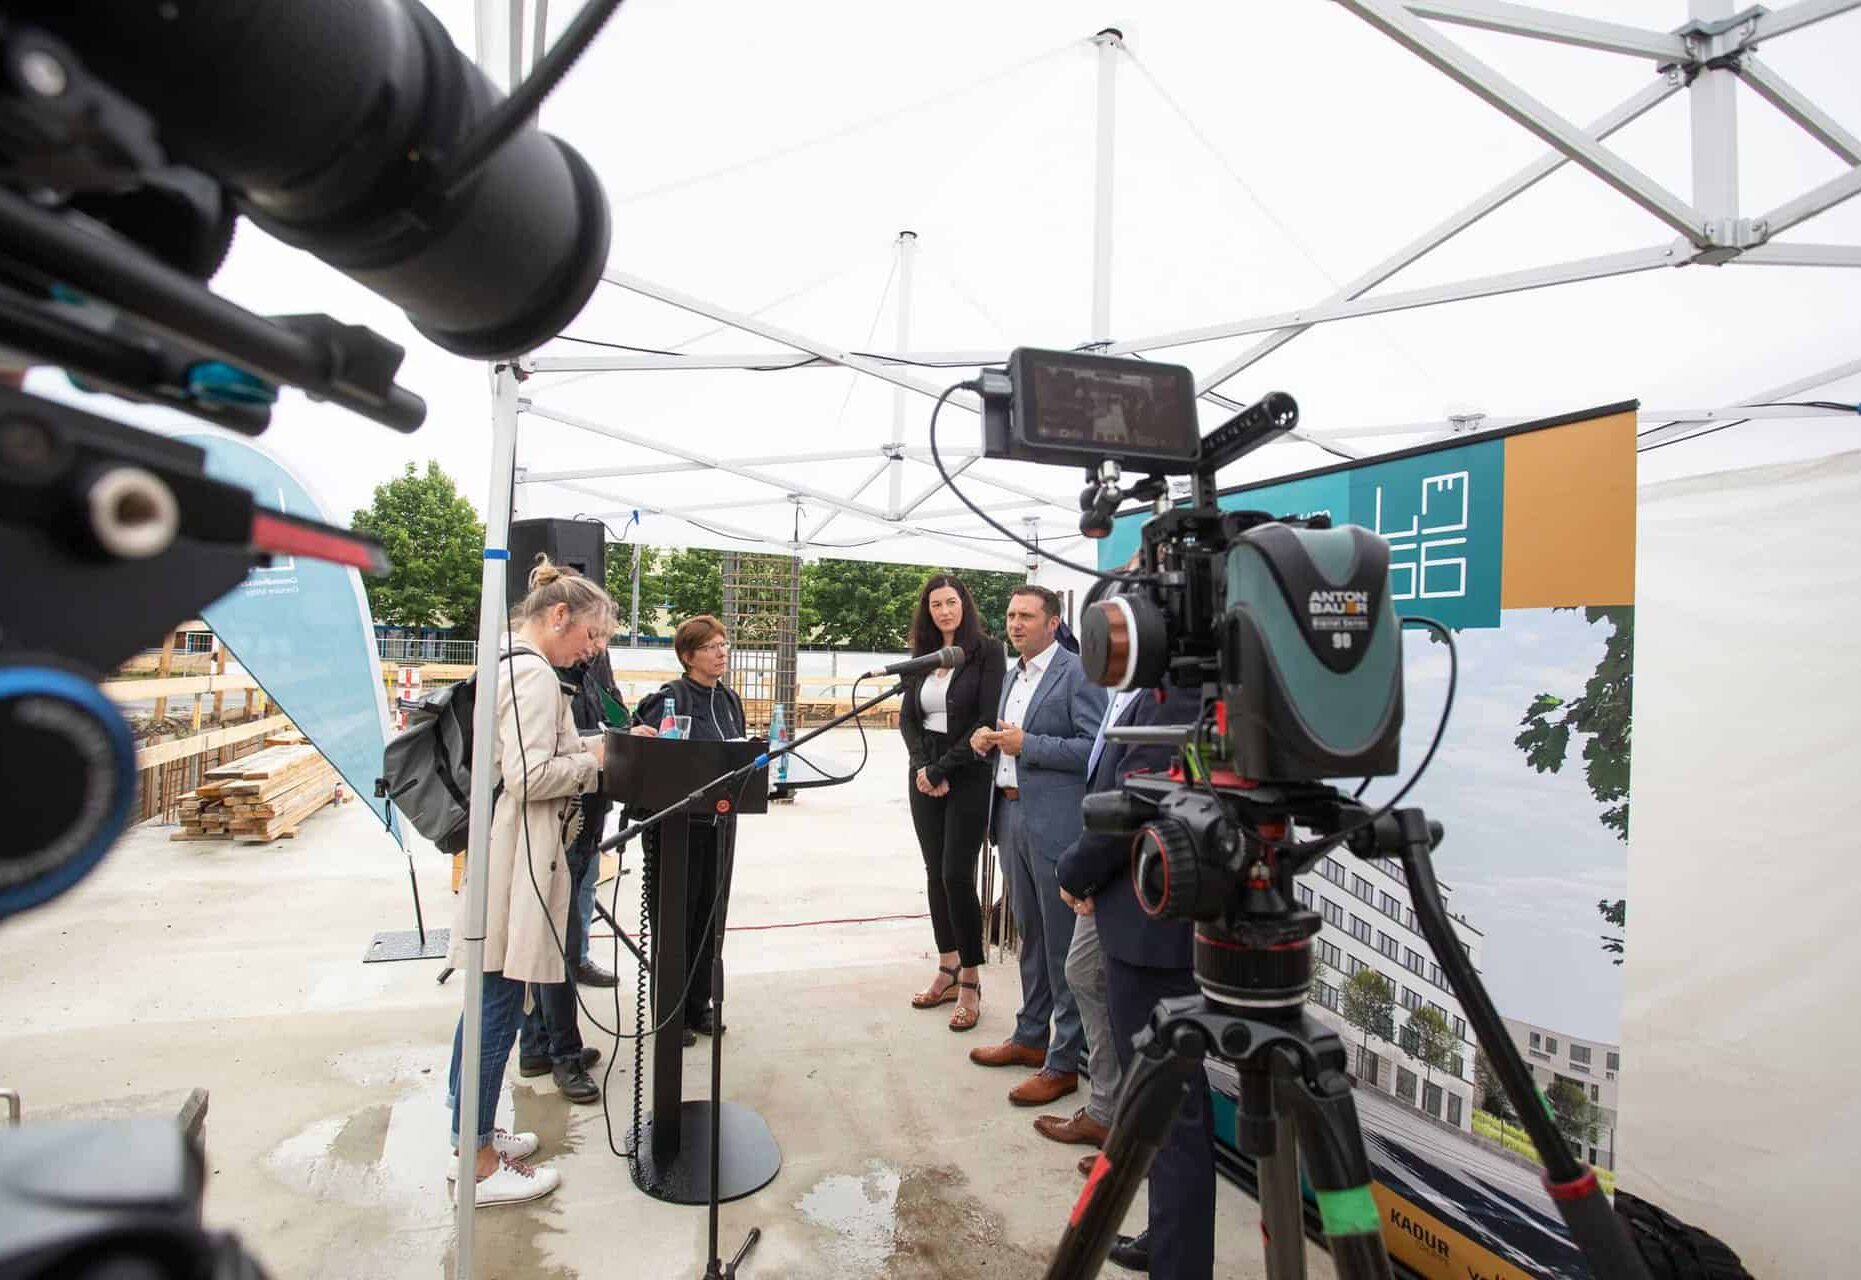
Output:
[
  {"xmin": 1279, "ymin": 1056, "xmax": 1393, "ymax": 1280},
  {"xmin": 1257, "ymin": 1108, "xmax": 1308, "ymax": 1278},
  {"xmin": 1042, "ymin": 1024, "xmax": 1205, "ymax": 1280}
]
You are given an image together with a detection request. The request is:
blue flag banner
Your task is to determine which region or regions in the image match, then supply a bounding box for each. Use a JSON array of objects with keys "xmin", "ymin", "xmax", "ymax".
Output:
[{"xmin": 176, "ymin": 432, "xmax": 400, "ymax": 843}]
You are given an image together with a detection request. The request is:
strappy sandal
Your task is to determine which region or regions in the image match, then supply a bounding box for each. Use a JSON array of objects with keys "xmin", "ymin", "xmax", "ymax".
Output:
[
  {"xmin": 911, "ymin": 965, "xmax": 959, "ymax": 1009},
  {"xmin": 949, "ymin": 980, "xmax": 981, "ymax": 1032}
]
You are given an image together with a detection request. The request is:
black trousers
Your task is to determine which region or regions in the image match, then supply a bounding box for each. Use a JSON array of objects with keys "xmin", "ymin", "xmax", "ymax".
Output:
[
  {"xmin": 1107, "ymin": 956, "xmax": 1216, "ymax": 1280},
  {"xmin": 907, "ymin": 761, "xmax": 990, "ymax": 968},
  {"xmin": 645, "ymin": 816, "xmax": 730, "ymax": 1022}
]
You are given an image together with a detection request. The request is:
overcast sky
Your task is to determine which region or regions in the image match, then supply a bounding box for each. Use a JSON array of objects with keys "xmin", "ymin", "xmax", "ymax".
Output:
[{"xmin": 30, "ymin": 0, "xmax": 1858, "ymax": 562}]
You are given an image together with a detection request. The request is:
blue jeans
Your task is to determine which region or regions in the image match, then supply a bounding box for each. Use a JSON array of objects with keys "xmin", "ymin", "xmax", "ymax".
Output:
[
  {"xmin": 448, "ymin": 971, "xmax": 526, "ymax": 1149},
  {"xmin": 574, "ymin": 838, "xmax": 600, "ymax": 965},
  {"xmin": 1001, "ymin": 797, "xmax": 1084, "ymax": 1073},
  {"xmin": 518, "ymin": 840, "xmax": 594, "ymax": 1066}
]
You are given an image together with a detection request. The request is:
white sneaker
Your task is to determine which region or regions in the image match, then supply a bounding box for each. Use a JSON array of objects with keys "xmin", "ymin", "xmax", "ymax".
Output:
[
  {"xmin": 450, "ymin": 1153, "xmax": 560, "ymax": 1206},
  {"xmin": 446, "ymin": 1129, "xmax": 540, "ymax": 1179}
]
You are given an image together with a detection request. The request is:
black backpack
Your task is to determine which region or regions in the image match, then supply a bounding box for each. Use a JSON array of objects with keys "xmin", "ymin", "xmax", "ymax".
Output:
[{"xmin": 377, "ymin": 647, "xmax": 538, "ymax": 853}]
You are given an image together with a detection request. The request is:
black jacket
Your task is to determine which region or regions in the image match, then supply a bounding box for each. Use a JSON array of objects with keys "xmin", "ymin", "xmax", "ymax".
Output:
[
  {"xmin": 898, "ymin": 639, "xmax": 1008, "ymax": 786},
  {"xmin": 636, "ymin": 674, "xmax": 746, "ymax": 744},
  {"xmin": 1057, "ymin": 682, "xmax": 1202, "ymax": 970}
]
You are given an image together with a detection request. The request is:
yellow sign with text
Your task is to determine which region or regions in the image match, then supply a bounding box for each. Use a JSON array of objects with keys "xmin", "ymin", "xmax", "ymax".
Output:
[{"xmin": 1370, "ymin": 1184, "xmax": 1543, "ymax": 1280}]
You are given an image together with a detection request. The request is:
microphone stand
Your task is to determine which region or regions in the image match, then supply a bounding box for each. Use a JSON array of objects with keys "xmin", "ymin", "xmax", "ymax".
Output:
[{"xmin": 598, "ymin": 678, "xmax": 902, "ymax": 1280}]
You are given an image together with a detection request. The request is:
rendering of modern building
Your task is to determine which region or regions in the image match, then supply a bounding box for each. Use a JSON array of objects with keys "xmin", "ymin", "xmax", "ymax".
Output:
[
  {"xmin": 1501, "ymin": 1016, "xmax": 1621, "ymax": 1170},
  {"xmin": 1301, "ymin": 852, "xmax": 1485, "ymax": 1132}
]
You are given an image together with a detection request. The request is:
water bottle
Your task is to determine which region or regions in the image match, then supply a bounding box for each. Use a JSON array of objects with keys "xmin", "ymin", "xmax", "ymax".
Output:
[
  {"xmin": 658, "ymin": 692, "xmax": 680, "ymax": 740},
  {"xmin": 770, "ymin": 703, "xmax": 790, "ymax": 785}
]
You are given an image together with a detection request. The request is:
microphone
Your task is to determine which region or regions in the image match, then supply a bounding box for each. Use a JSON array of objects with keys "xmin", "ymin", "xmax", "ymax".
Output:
[{"xmin": 861, "ymin": 646, "xmax": 966, "ymax": 680}]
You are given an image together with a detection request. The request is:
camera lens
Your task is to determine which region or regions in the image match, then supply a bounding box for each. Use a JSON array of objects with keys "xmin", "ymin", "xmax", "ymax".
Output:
[
  {"xmin": 1133, "ymin": 817, "xmax": 1231, "ymax": 920},
  {"xmin": 1082, "ymin": 595, "xmax": 1170, "ymax": 691},
  {"xmin": 31, "ymin": 1, "xmax": 610, "ymax": 359}
]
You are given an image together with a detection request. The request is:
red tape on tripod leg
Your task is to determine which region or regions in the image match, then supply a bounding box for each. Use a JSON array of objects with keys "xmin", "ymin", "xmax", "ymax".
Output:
[{"xmin": 1069, "ymin": 1154, "xmax": 1113, "ymax": 1227}]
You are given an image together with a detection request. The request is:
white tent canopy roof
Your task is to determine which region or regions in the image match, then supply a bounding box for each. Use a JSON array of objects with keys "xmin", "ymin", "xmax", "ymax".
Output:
[{"xmin": 480, "ymin": 0, "xmax": 1858, "ymax": 568}]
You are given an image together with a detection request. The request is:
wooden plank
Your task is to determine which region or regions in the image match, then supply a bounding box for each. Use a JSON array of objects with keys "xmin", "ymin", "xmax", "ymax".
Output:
[
  {"xmin": 210, "ymin": 644, "xmax": 226, "ymax": 726},
  {"xmin": 151, "ymin": 631, "xmax": 176, "ymax": 722},
  {"xmin": 101, "ymin": 672, "xmax": 263, "ymax": 702},
  {"xmin": 135, "ymin": 715, "xmax": 292, "ymax": 769}
]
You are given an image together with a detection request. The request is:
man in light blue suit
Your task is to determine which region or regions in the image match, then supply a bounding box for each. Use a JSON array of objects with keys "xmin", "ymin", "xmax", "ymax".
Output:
[{"xmin": 967, "ymin": 585, "xmax": 1107, "ymax": 1109}]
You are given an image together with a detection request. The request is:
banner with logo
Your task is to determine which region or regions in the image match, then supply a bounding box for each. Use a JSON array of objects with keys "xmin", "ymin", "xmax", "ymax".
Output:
[
  {"xmin": 178, "ymin": 432, "xmax": 400, "ymax": 842},
  {"xmin": 1102, "ymin": 403, "xmax": 1639, "ymax": 1275}
]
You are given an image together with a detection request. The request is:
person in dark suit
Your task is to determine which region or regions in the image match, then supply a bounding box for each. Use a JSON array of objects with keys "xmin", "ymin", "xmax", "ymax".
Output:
[
  {"xmin": 899, "ymin": 574, "xmax": 1007, "ymax": 1032},
  {"xmin": 1057, "ymin": 681, "xmax": 1213, "ymax": 1279}
]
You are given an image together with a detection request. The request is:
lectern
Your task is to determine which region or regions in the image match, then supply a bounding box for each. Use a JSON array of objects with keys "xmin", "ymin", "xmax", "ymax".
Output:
[{"xmin": 602, "ymin": 731, "xmax": 779, "ymax": 1206}]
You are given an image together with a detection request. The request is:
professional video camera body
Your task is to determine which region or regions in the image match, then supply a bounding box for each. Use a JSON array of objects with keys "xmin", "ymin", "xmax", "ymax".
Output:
[
  {"xmin": 956, "ymin": 349, "xmax": 1651, "ymax": 1280},
  {"xmin": 0, "ymin": 2, "xmax": 621, "ymax": 1275}
]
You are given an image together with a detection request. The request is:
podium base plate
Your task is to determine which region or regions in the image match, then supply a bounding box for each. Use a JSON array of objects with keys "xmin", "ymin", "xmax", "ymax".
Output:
[{"xmin": 630, "ymin": 1101, "xmax": 781, "ymax": 1205}]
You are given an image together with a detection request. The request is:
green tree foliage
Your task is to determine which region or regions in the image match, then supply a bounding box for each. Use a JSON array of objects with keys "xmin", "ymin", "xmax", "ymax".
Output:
[
  {"xmin": 604, "ymin": 543, "xmax": 664, "ymax": 638},
  {"xmin": 651, "ymin": 548, "xmax": 724, "ymax": 623},
  {"xmin": 1597, "ymin": 897, "xmax": 1626, "ymax": 965},
  {"xmin": 803, "ymin": 559, "xmax": 923, "ymax": 649},
  {"xmin": 1515, "ymin": 607, "xmax": 1634, "ymax": 965},
  {"xmin": 1407, "ymin": 1004, "xmax": 1456, "ymax": 1095},
  {"xmin": 964, "ymin": 569, "xmax": 1029, "ymax": 638},
  {"xmin": 1474, "ymin": 1048, "xmax": 1514, "ymax": 1120},
  {"xmin": 1546, "ymin": 1078, "xmax": 1601, "ymax": 1150},
  {"xmin": 1340, "ymin": 969, "xmax": 1397, "ymax": 1057},
  {"xmin": 349, "ymin": 461, "xmax": 483, "ymax": 630},
  {"xmin": 1514, "ymin": 607, "xmax": 1634, "ymax": 840}
]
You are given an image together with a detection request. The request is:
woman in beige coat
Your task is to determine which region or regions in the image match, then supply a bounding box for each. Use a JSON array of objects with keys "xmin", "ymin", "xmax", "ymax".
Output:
[{"xmin": 445, "ymin": 556, "xmax": 624, "ymax": 1205}]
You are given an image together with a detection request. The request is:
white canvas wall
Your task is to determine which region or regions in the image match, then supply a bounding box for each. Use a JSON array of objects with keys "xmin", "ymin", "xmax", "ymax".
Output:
[{"xmin": 1622, "ymin": 450, "xmax": 1861, "ymax": 1276}]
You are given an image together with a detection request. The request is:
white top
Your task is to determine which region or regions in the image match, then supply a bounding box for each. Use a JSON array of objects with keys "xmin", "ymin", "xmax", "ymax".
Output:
[
  {"xmin": 996, "ymin": 641, "xmax": 1058, "ymax": 789},
  {"xmin": 919, "ymin": 667, "xmax": 952, "ymax": 732}
]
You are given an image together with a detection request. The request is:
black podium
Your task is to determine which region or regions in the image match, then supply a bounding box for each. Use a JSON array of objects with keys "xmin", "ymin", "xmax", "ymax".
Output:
[{"xmin": 602, "ymin": 731, "xmax": 780, "ymax": 1206}]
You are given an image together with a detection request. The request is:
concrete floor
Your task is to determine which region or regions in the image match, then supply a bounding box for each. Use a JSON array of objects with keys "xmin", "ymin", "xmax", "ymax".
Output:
[{"xmin": 0, "ymin": 730, "xmax": 1328, "ymax": 1279}]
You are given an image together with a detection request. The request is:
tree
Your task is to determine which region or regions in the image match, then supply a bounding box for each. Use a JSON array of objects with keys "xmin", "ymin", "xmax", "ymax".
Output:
[
  {"xmin": 1339, "ymin": 969, "xmax": 1397, "ymax": 1064},
  {"xmin": 1546, "ymin": 1078, "xmax": 1601, "ymax": 1153},
  {"xmin": 350, "ymin": 461, "xmax": 483, "ymax": 630},
  {"xmin": 964, "ymin": 568, "xmax": 1029, "ymax": 638},
  {"xmin": 1407, "ymin": 1005, "xmax": 1456, "ymax": 1100},
  {"xmin": 1474, "ymin": 1048, "xmax": 1514, "ymax": 1120},
  {"xmin": 802, "ymin": 559, "xmax": 922, "ymax": 649},
  {"xmin": 648, "ymin": 548, "xmax": 723, "ymax": 624},
  {"xmin": 1597, "ymin": 897, "xmax": 1625, "ymax": 965},
  {"xmin": 1514, "ymin": 606, "xmax": 1634, "ymax": 965},
  {"xmin": 604, "ymin": 543, "xmax": 663, "ymax": 639}
]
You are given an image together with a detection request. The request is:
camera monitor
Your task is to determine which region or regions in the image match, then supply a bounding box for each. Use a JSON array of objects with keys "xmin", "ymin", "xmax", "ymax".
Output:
[{"xmin": 981, "ymin": 349, "xmax": 1201, "ymax": 472}]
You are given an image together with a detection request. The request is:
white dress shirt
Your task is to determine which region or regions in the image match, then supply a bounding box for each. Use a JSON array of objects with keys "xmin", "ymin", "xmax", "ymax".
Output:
[
  {"xmin": 996, "ymin": 641, "xmax": 1058, "ymax": 789},
  {"xmin": 1086, "ymin": 688, "xmax": 1143, "ymax": 780}
]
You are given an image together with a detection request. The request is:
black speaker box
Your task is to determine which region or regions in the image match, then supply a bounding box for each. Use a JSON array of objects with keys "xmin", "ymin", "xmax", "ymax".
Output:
[{"xmin": 507, "ymin": 518, "xmax": 606, "ymax": 607}]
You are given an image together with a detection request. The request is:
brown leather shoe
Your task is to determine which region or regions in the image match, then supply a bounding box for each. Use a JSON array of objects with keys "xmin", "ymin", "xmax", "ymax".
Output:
[
  {"xmin": 1033, "ymin": 1107, "xmax": 1109, "ymax": 1146},
  {"xmin": 1077, "ymin": 1152, "xmax": 1099, "ymax": 1177},
  {"xmin": 1009, "ymin": 1069, "xmax": 1079, "ymax": 1107},
  {"xmin": 969, "ymin": 1040, "xmax": 1046, "ymax": 1069}
]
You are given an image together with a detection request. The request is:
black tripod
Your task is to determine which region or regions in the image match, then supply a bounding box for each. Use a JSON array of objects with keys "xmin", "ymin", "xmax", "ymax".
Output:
[{"xmin": 1046, "ymin": 801, "xmax": 1650, "ymax": 1280}]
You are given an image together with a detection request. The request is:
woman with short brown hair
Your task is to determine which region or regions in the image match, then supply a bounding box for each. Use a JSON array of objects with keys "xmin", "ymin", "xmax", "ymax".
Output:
[{"xmin": 635, "ymin": 614, "xmax": 745, "ymax": 1039}]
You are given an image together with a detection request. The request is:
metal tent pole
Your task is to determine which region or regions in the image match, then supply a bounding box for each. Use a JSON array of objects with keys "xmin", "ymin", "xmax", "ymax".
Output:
[
  {"xmin": 889, "ymin": 230, "xmax": 917, "ymax": 519},
  {"xmin": 453, "ymin": 361, "xmax": 522, "ymax": 1280},
  {"xmin": 1688, "ymin": 0, "xmax": 1739, "ymax": 245},
  {"xmin": 1090, "ymin": 29, "xmax": 1123, "ymax": 345}
]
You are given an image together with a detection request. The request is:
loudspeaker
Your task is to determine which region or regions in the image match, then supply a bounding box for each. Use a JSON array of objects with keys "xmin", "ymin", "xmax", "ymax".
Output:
[{"xmin": 507, "ymin": 518, "xmax": 606, "ymax": 607}]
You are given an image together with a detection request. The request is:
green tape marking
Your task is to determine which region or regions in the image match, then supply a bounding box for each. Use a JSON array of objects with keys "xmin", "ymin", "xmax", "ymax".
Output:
[{"xmin": 1316, "ymin": 1185, "xmax": 1381, "ymax": 1236}]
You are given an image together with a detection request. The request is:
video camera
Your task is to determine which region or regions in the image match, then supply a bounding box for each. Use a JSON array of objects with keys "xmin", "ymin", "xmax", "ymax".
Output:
[{"xmin": 0, "ymin": 3, "xmax": 620, "ymax": 1275}]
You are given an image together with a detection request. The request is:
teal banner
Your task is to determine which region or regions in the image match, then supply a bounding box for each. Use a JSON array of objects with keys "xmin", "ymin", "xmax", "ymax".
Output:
[
  {"xmin": 1098, "ymin": 436, "xmax": 1505, "ymax": 629},
  {"xmin": 177, "ymin": 433, "xmax": 400, "ymax": 840}
]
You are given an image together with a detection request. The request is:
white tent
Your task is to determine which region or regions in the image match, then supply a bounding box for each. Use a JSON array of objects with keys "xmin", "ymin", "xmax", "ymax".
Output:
[{"xmin": 437, "ymin": 1, "xmax": 1861, "ymax": 1274}]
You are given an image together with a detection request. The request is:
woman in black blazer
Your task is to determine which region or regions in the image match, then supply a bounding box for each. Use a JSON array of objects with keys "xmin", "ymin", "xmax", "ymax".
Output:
[{"xmin": 898, "ymin": 573, "xmax": 1006, "ymax": 1032}]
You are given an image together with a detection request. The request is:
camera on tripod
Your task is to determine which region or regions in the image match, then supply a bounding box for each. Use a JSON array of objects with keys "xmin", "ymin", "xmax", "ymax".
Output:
[{"xmin": 978, "ymin": 348, "xmax": 1404, "ymax": 952}]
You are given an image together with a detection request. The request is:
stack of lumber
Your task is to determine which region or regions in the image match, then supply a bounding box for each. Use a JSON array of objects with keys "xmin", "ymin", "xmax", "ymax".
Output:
[{"xmin": 171, "ymin": 744, "xmax": 341, "ymax": 842}]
